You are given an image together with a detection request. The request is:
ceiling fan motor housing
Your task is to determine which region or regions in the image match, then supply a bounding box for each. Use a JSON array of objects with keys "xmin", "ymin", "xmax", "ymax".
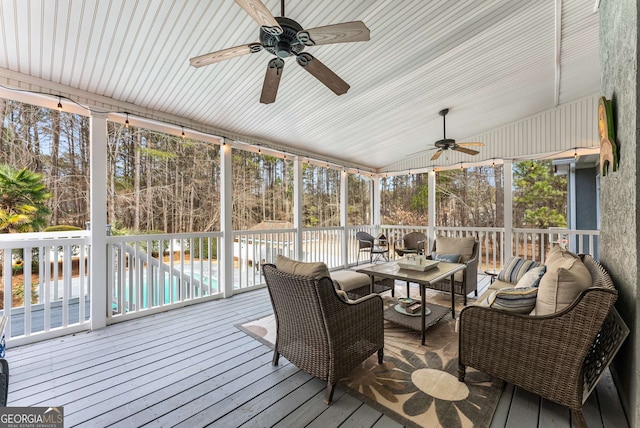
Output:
[
  {"xmin": 261, "ymin": 16, "xmax": 305, "ymax": 58},
  {"xmin": 435, "ymin": 138, "xmax": 456, "ymax": 150}
]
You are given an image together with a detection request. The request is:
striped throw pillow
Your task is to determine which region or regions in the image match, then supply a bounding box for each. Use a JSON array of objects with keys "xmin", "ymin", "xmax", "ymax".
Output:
[
  {"xmin": 497, "ymin": 257, "xmax": 540, "ymax": 284},
  {"xmin": 482, "ymin": 287, "xmax": 538, "ymax": 314}
]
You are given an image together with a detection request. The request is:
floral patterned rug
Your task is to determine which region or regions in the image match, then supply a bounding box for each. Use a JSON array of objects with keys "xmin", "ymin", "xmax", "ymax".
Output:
[{"xmin": 237, "ymin": 290, "xmax": 503, "ymax": 428}]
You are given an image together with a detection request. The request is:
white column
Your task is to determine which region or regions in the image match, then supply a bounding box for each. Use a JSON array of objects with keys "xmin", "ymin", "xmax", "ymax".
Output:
[
  {"xmin": 373, "ymin": 176, "xmax": 381, "ymax": 227},
  {"xmin": 293, "ymin": 157, "xmax": 303, "ymax": 260},
  {"xmin": 341, "ymin": 169, "xmax": 349, "ymax": 267},
  {"xmin": 428, "ymin": 169, "xmax": 436, "ymax": 248},
  {"xmin": 503, "ymin": 160, "xmax": 513, "ymax": 260},
  {"xmin": 89, "ymin": 110, "xmax": 108, "ymax": 330},
  {"xmin": 220, "ymin": 142, "xmax": 234, "ymax": 297},
  {"xmin": 569, "ymin": 162, "xmax": 577, "ymax": 230}
]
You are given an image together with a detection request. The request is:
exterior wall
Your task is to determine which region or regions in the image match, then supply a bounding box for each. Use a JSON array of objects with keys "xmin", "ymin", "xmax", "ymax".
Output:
[
  {"xmin": 600, "ymin": 0, "xmax": 640, "ymax": 426},
  {"xmin": 575, "ymin": 168, "xmax": 598, "ymax": 230}
]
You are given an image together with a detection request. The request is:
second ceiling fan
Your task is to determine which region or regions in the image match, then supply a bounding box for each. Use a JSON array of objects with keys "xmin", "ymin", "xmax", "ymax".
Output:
[
  {"xmin": 190, "ymin": 0, "xmax": 370, "ymax": 104},
  {"xmin": 431, "ymin": 109, "xmax": 484, "ymax": 160}
]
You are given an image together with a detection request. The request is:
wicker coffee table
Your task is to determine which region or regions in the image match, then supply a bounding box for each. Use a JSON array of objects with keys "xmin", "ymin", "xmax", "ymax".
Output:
[{"xmin": 357, "ymin": 261, "xmax": 465, "ymax": 345}]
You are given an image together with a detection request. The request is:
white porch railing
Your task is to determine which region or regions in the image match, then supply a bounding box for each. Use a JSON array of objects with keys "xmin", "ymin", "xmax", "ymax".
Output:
[
  {"xmin": 0, "ymin": 225, "xmax": 600, "ymax": 345},
  {"xmin": 0, "ymin": 231, "xmax": 91, "ymax": 346},
  {"xmin": 107, "ymin": 232, "xmax": 223, "ymax": 322},
  {"xmin": 232, "ymin": 229, "xmax": 296, "ymax": 291},
  {"xmin": 301, "ymin": 227, "xmax": 344, "ymax": 268},
  {"xmin": 512, "ymin": 228, "xmax": 600, "ymax": 263}
]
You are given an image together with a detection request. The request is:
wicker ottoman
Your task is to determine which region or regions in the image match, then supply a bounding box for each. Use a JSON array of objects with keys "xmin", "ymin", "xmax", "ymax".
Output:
[{"xmin": 331, "ymin": 270, "xmax": 395, "ymax": 299}]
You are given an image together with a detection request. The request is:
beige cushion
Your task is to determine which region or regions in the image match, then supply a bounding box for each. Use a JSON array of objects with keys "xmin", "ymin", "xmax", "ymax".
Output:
[
  {"xmin": 275, "ymin": 255, "xmax": 330, "ymax": 279},
  {"xmin": 533, "ymin": 248, "xmax": 592, "ymax": 316},
  {"xmin": 435, "ymin": 236, "xmax": 475, "ymax": 263},
  {"xmin": 435, "ymin": 236, "xmax": 475, "ymax": 283},
  {"xmin": 475, "ymin": 279, "xmax": 512, "ymax": 304},
  {"xmin": 331, "ymin": 270, "xmax": 371, "ymax": 292}
]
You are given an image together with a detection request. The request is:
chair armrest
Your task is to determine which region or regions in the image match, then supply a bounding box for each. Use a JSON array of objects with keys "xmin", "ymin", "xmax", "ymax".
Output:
[
  {"xmin": 459, "ymin": 287, "xmax": 617, "ymax": 410},
  {"xmin": 324, "ymin": 292, "xmax": 384, "ymax": 341}
]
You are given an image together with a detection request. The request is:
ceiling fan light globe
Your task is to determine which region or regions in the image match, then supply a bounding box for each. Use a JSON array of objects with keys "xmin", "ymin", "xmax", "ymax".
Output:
[{"xmin": 276, "ymin": 41, "xmax": 291, "ymax": 58}]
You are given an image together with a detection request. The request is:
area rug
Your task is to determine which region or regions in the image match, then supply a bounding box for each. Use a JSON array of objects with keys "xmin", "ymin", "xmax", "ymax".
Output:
[{"xmin": 236, "ymin": 291, "xmax": 503, "ymax": 428}]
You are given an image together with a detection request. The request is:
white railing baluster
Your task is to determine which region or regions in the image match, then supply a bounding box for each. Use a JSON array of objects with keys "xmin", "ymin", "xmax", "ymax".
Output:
[
  {"xmin": 24, "ymin": 248, "xmax": 32, "ymax": 336},
  {"xmin": 63, "ymin": 245, "xmax": 71, "ymax": 327}
]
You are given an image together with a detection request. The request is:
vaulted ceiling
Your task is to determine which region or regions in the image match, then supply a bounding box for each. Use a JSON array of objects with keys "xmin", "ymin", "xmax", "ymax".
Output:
[{"xmin": 0, "ymin": 0, "xmax": 599, "ymax": 171}]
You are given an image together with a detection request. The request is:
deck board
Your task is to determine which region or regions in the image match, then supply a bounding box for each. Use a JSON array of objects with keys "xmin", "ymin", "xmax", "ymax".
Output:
[
  {"xmin": 597, "ymin": 370, "xmax": 629, "ymax": 428},
  {"xmin": 538, "ymin": 398, "xmax": 571, "ymax": 428},
  {"xmin": 506, "ymin": 387, "xmax": 540, "ymax": 428},
  {"xmin": 3, "ymin": 274, "xmax": 629, "ymax": 427}
]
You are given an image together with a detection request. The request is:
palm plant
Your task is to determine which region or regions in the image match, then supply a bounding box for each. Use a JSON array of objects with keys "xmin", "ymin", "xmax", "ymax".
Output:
[{"xmin": 0, "ymin": 165, "xmax": 52, "ymax": 233}]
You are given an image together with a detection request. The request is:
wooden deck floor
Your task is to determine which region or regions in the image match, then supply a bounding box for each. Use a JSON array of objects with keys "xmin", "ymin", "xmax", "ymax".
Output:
[{"xmin": 5, "ymin": 275, "xmax": 629, "ymax": 427}]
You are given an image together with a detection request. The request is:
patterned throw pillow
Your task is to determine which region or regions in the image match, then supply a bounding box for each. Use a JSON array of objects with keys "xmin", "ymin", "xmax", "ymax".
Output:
[
  {"xmin": 480, "ymin": 287, "xmax": 538, "ymax": 314},
  {"xmin": 497, "ymin": 257, "xmax": 540, "ymax": 284},
  {"xmin": 515, "ymin": 265, "xmax": 547, "ymax": 288},
  {"xmin": 432, "ymin": 252, "xmax": 461, "ymax": 263}
]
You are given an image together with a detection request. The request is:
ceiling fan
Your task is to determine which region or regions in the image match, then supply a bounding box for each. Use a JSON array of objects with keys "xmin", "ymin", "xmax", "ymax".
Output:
[
  {"xmin": 190, "ymin": 0, "xmax": 370, "ymax": 104},
  {"xmin": 430, "ymin": 109, "xmax": 484, "ymax": 160}
]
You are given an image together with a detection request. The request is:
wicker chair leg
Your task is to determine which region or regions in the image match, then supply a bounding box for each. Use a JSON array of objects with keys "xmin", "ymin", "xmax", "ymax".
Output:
[
  {"xmin": 571, "ymin": 410, "xmax": 587, "ymax": 428},
  {"xmin": 378, "ymin": 348, "xmax": 384, "ymax": 364},
  {"xmin": 324, "ymin": 382, "xmax": 336, "ymax": 404},
  {"xmin": 0, "ymin": 359, "xmax": 8, "ymax": 406},
  {"xmin": 458, "ymin": 363, "xmax": 466, "ymax": 381},
  {"xmin": 272, "ymin": 350, "xmax": 280, "ymax": 366}
]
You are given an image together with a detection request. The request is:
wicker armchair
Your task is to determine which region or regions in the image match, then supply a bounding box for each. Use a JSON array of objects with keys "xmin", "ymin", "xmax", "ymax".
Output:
[
  {"xmin": 262, "ymin": 264, "xmax": 384, "ymax": 404},
  {"xmin": 393, "ymin": 231, "xmax": 427, "ymax": 258},
  {"xmin": 355, "ymin": 231, "xmax": 388, "ymax": 265},
  {"xmin": 427, "ymin": 237, "xmax": 479, "ymax": 304},
  {"xmin": 458, "ymin": 254, "xmax": 629, "ymax": 424}
]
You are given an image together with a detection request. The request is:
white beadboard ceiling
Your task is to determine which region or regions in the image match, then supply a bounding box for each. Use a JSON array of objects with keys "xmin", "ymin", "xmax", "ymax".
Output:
[{"xmin": 0, "ymin": 0, "xmax": 600, "ymax": 171}]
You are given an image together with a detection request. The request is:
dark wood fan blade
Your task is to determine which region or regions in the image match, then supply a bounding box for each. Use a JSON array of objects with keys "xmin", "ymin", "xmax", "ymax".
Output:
[
  {"xmin": 296, "ymin": 53, "xmax": 349, "ymax": 95},
  {"xmin": 457, "ymin": 142, "xmax": 485, "ymax": 147},
  {"xmin": 297, "ymin": 21, "xmax": 370, "ymax": 46},
  {"xmin": 431, "ymin": 150, "xmax": 444, "ymax": 161},
  {"xmin": 190, "ymin": 43, "xmax": 262, "ymax": 68},
  {"xmin": 260, "ymin": 58, "xmax": 284, "ymax": 104},
  {"xmin": 234, "ymin": 0, "xmax": 282, "ymax": 35},
  {"xmin": 454, "ymin": 147, "xmax": 480, "ymax": 156}
]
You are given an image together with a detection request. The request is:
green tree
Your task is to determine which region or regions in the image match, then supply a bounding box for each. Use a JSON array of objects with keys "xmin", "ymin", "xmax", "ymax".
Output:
[
  {"xmin": 0, "ymin": 165, "xmax": 52, "ymax": 233},
  {"xmin": 513, "ymin": 160, "xmax": 567, "ymax": 228}
]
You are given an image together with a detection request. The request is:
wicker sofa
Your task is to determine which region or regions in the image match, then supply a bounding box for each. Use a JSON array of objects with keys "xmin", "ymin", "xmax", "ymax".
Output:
[{"xmin": 458, "ymin": 251, "xmax": 629, "ymax": 424}]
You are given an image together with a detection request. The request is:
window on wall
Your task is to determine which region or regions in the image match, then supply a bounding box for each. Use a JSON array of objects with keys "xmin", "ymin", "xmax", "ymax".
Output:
[
  {"xmin": 109, "ymin": 123, "xmax": 221, "ymax": 233},
  {"xmin": 380, "ymin": 173, "xmax": 429, "ymax": 226},
  {"xmin": 436, "ymin": 165, "xmax": 503, "ymax": 228},
  {"xmin": 231, "ymin": 151, "xmax": 293, "ymax": 230},
  {"xmin": 347, "ymin": 173, "xmax": 371, "ymax": 225},
  {"xmin": 302, "ymin": 164, "xmax": 340, "ymax": 227}
]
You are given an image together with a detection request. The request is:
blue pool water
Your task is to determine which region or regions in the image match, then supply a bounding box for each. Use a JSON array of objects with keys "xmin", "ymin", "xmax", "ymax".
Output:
[{"xmin": 114, "ymin": 272, "xmax": 219, "ymax": 312}]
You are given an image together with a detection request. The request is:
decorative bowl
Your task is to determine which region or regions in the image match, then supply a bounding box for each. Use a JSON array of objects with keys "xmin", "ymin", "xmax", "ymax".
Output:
[{"xmin": 397, "ymin": 297, "xmax": 414, "ymax": 308}]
